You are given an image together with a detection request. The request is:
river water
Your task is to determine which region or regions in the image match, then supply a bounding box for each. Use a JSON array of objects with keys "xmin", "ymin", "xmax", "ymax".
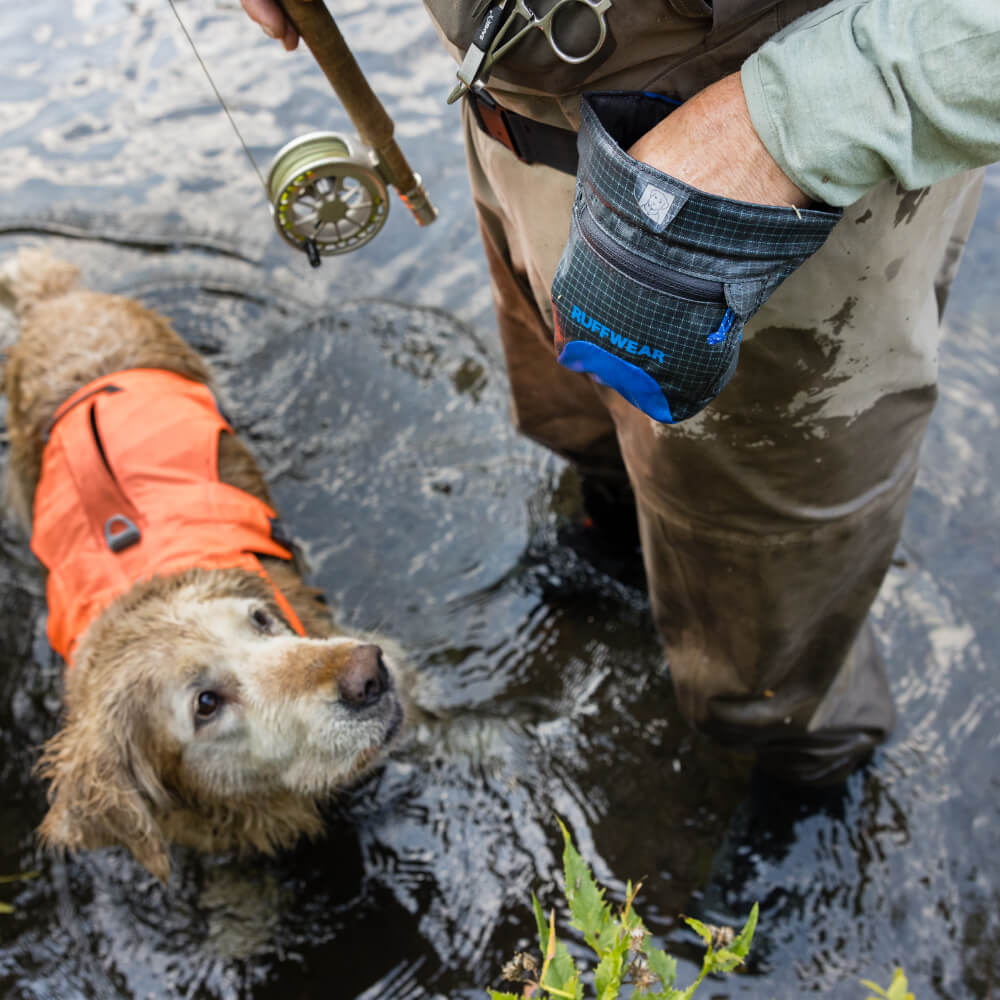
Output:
[{"xmin": 1, "ymin": 2, "xmax": 997, "ymax": 998}]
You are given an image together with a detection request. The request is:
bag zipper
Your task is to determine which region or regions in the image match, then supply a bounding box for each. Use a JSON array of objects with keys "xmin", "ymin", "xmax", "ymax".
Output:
[{"xmin": 577, "ymin": 199, "xmax": 725, "ymax": 303}]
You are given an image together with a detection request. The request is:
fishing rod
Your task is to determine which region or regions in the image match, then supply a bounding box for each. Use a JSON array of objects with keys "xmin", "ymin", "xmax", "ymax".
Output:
[
  {"xmin": 168, "ymin": 0, "xmax": 437, "ymax": 268},
  {"xmin": 268, "ymin": 0, "xmax": 438, "ymax": 266}
]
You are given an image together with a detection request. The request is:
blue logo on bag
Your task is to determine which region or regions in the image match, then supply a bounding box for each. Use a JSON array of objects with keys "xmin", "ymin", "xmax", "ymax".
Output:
[{"xmin": 568, "ymin": 305, "xmax": 667, "ymax": 363}]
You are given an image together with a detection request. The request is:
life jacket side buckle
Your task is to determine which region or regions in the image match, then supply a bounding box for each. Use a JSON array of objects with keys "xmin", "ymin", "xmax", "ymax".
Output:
[{"xmin": 105, "ymin": 514, "xmax": 142, "ymax": 553}]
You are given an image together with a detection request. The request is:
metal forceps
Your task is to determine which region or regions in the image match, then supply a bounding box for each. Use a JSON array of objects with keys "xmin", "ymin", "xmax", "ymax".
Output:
[
  {"xmin": 447, "ymin": 0, "xmax": 511, "ymax": 104},
  {"xmin": 448, "ymin": 0, "xmax": 612, "ymax": 103}
]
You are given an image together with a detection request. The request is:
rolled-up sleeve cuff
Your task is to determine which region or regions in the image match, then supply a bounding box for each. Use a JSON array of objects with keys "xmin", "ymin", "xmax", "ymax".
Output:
[
  {"xmin": 739, "ymin": 4, "xmax": 886, "ymax": 207},
  {"xmin": 741, "ymin": 0, "xmax": 1000, "ymax": 208}
]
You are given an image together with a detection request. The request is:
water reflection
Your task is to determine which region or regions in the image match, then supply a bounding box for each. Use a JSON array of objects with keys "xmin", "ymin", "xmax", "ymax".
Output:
[{"xmin": 1, "ymin": 2, "xmax": 998, "ymax": 999}]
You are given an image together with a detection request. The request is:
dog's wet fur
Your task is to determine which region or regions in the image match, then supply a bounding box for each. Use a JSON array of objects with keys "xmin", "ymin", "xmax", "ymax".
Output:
[{"xmin": 1, "ymin": 249, "xmax": 405, "ymax": 880}]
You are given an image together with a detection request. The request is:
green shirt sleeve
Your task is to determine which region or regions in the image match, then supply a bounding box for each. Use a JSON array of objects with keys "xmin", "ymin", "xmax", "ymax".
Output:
[{"xmin": 740, "ymin": 0, "xmax": 1000, "ymax": 206}]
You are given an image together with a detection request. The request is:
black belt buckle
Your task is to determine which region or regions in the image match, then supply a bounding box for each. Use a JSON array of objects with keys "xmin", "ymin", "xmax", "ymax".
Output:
[{"xmin": 468, "ymin": 87, "xmax": 527, "ymax": 163}]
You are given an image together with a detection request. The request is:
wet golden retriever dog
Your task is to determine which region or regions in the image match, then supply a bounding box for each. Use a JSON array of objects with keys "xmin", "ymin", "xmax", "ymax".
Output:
[{"xmin": 0, "ymin": 249, "xmax": 405, "ymax": 881}]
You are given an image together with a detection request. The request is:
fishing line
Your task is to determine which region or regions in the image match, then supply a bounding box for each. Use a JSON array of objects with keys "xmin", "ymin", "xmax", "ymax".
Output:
[
  {"xmin": 164, "ymin": 0, "xmax": 433, "ymax": 265},
  {"xmin": 165, "ymin": 0, "xmax": 270, "ymax": 196}
]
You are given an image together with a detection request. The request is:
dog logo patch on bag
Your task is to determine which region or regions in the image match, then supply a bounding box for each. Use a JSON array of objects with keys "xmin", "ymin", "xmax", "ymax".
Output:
[{"xmin": 637, "ymin": 182, "xmax": 676, "ymax": 229}]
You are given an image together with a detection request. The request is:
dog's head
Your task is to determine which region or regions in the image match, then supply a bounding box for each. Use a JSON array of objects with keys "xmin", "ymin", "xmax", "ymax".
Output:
[{"xmin": 36, "ymin": 569, "xmax": 404, "ymax": 880}]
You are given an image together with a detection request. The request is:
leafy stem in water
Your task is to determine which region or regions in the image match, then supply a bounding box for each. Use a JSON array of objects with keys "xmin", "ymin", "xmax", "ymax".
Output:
[{"xmin": 487, "ymin": 819, "xmax": 757, "ymax": 1000}]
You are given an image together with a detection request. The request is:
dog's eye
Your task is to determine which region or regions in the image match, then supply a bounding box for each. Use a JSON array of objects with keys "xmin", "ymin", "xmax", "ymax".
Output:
[
  {"xmin": 195, "ymin": 690, "xmax": 223, "ymax": 721},
  {"xmin": 250, "ymin": 608, "xmax": 274, "ymax": 633}
]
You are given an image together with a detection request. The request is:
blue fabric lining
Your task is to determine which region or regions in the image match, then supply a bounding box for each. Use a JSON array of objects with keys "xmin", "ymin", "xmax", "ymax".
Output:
[
  {"xmin": 641, "ymin": 92, "xmax": 682, "ymax": 107},
  {"xmin": 557, "ymin": 341, "xmax": 674, "ymax": 423}
]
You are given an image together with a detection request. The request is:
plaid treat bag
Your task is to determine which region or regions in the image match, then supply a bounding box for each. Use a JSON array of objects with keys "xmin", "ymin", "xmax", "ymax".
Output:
[{"xmin": 551, "ymin": 91, "xmax": 842, "ymax": 423}]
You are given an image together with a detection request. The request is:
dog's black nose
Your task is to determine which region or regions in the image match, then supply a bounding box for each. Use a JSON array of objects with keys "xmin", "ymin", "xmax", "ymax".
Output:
[{"xmin": 338, "ymin": 644, "xmax": 389, "ymax": 708}]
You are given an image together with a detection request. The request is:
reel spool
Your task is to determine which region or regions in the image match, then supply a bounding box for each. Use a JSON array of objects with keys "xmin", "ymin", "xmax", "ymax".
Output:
[{"xmin": 266, "ymin": 131, "xmax": 389, "ymax": 262}]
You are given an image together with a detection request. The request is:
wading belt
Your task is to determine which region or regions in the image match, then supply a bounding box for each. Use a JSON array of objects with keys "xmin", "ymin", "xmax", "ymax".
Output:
[{"xmin": 468, "ymin": 88, "xmax": 578, "ymax": 175}]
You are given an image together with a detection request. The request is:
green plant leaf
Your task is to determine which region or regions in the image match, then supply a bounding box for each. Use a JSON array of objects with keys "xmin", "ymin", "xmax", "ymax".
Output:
[
  {"xmin": 860, "ymin": 983, "xmax": 889, "ymax": 999},
  {"xmin": 887, "ymin": 968, "xmax": 914, "ymax": 1000},
  {"xmin": 727, "ymin": 903, "xmax": 758, "ymax": 961},
  {"xmin": 594, "ymin": 951, "xmax": 624, "ymax": 1000},
  {"xmin": 705, "ymin": 948, "xmax": 746, "ymax": 975},
  {"xmin": 543, "ymin": 947, "xmax": 583, "ymax": 997},
  {"xmin": 681, "ymin": 915, "xmax": 714, "ymax": 948},
  {"xmin": 684, "ymin": 905, "xmax": 757, "ymax": 977},
  {"xmin": 532, "ymin": 893, "xmax": 582, "ymax": 999},
  {"xmin": 533, "ymin": 894, "xmax": 547, "ymax": 949},
  {"xmin": 0, "ymin": 903, "xmax": 13, "ymax": 915},
  {"xmin": 503, "ymin": 823, "xmax": 756, "ymax": 1000},
  {"xmin": 620, "ymin": 909, "xmax": 643, "ymax": 936},
  {"xmin": 0, "ymin": 871, "xmax": 40, "ymax": 885},
  {"xmin": 860, "ymin": 968, "xmax": 913, "ymax": 1000},
  {"xmin": 643, "ymin": 945, "xmax": 678, "ymax": 990},
  {"xmin": 594, "ymin": 922, "xmax": 633, "ymax": 1000},
  {"xmin": 558, "ymin": 818, "xmax": 611, "ymax": 949}
]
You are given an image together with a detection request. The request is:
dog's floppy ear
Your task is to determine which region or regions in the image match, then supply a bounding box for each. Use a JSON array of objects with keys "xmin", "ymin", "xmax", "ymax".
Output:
[{"xmin": 36, "ymin": 712, "xmax": 172, "ymax": 882}]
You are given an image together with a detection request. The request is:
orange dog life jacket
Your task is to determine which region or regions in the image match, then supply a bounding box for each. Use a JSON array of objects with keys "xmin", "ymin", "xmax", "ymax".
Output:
[{"xmin": 31, "ymin": 368, "xmax": 307, "ymax": 663}]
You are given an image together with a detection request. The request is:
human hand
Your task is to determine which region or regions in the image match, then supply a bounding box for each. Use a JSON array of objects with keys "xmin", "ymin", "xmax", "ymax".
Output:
[
  {"xmin": 628, "ymin": 72, "xmax": 810, "ymax": 209},
  {"xmin": 240, "ymin": 0, "xmax": 301, "ymax": 51}
]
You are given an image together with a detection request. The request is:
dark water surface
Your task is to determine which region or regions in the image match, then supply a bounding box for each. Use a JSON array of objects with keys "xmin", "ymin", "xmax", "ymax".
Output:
[{"xmin": 1, "ymin": 3, "xmax": 998, "ymax": 998}]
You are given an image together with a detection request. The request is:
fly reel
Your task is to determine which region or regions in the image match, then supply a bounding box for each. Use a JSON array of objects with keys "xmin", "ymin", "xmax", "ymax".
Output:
[{"xmin": 266, "ymin": 131, "xmax": 389, "ymax": 264}]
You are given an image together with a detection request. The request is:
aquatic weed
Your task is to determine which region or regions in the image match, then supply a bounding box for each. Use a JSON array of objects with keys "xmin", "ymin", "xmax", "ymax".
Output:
[
  {"xmin": 488, "ymin": 819, "xmax": 757, "ymax": 999},
  {"xmin": 0, "ymin": 871, "xmax": 40, "ymax": 915},
  {"xmin": 861, "ymin": 968, "xmax": 914, "ymax": 1000}
]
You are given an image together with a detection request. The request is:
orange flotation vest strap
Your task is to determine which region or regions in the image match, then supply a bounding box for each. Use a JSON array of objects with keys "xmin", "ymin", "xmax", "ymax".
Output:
[{"xmin": 31, "ymin": 369, "xmax": 307, "ymax": 663}]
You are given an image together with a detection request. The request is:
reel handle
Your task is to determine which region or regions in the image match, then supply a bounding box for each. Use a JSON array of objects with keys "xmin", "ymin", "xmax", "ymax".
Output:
[{"xmin": 279, "ymin": 0, "xmax": 438, "ymax": 226}]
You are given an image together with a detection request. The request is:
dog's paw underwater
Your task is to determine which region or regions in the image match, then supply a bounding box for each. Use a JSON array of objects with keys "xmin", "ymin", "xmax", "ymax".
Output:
[{"xmin": 1, "ymin": 248, "xmax": 406, "ymax": 881}]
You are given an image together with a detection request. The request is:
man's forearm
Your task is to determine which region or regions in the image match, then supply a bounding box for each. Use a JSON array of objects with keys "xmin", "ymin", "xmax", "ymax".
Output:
[{"xmin": 627, "ymin": 72, "xmax": 812, "ymax": 209}]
